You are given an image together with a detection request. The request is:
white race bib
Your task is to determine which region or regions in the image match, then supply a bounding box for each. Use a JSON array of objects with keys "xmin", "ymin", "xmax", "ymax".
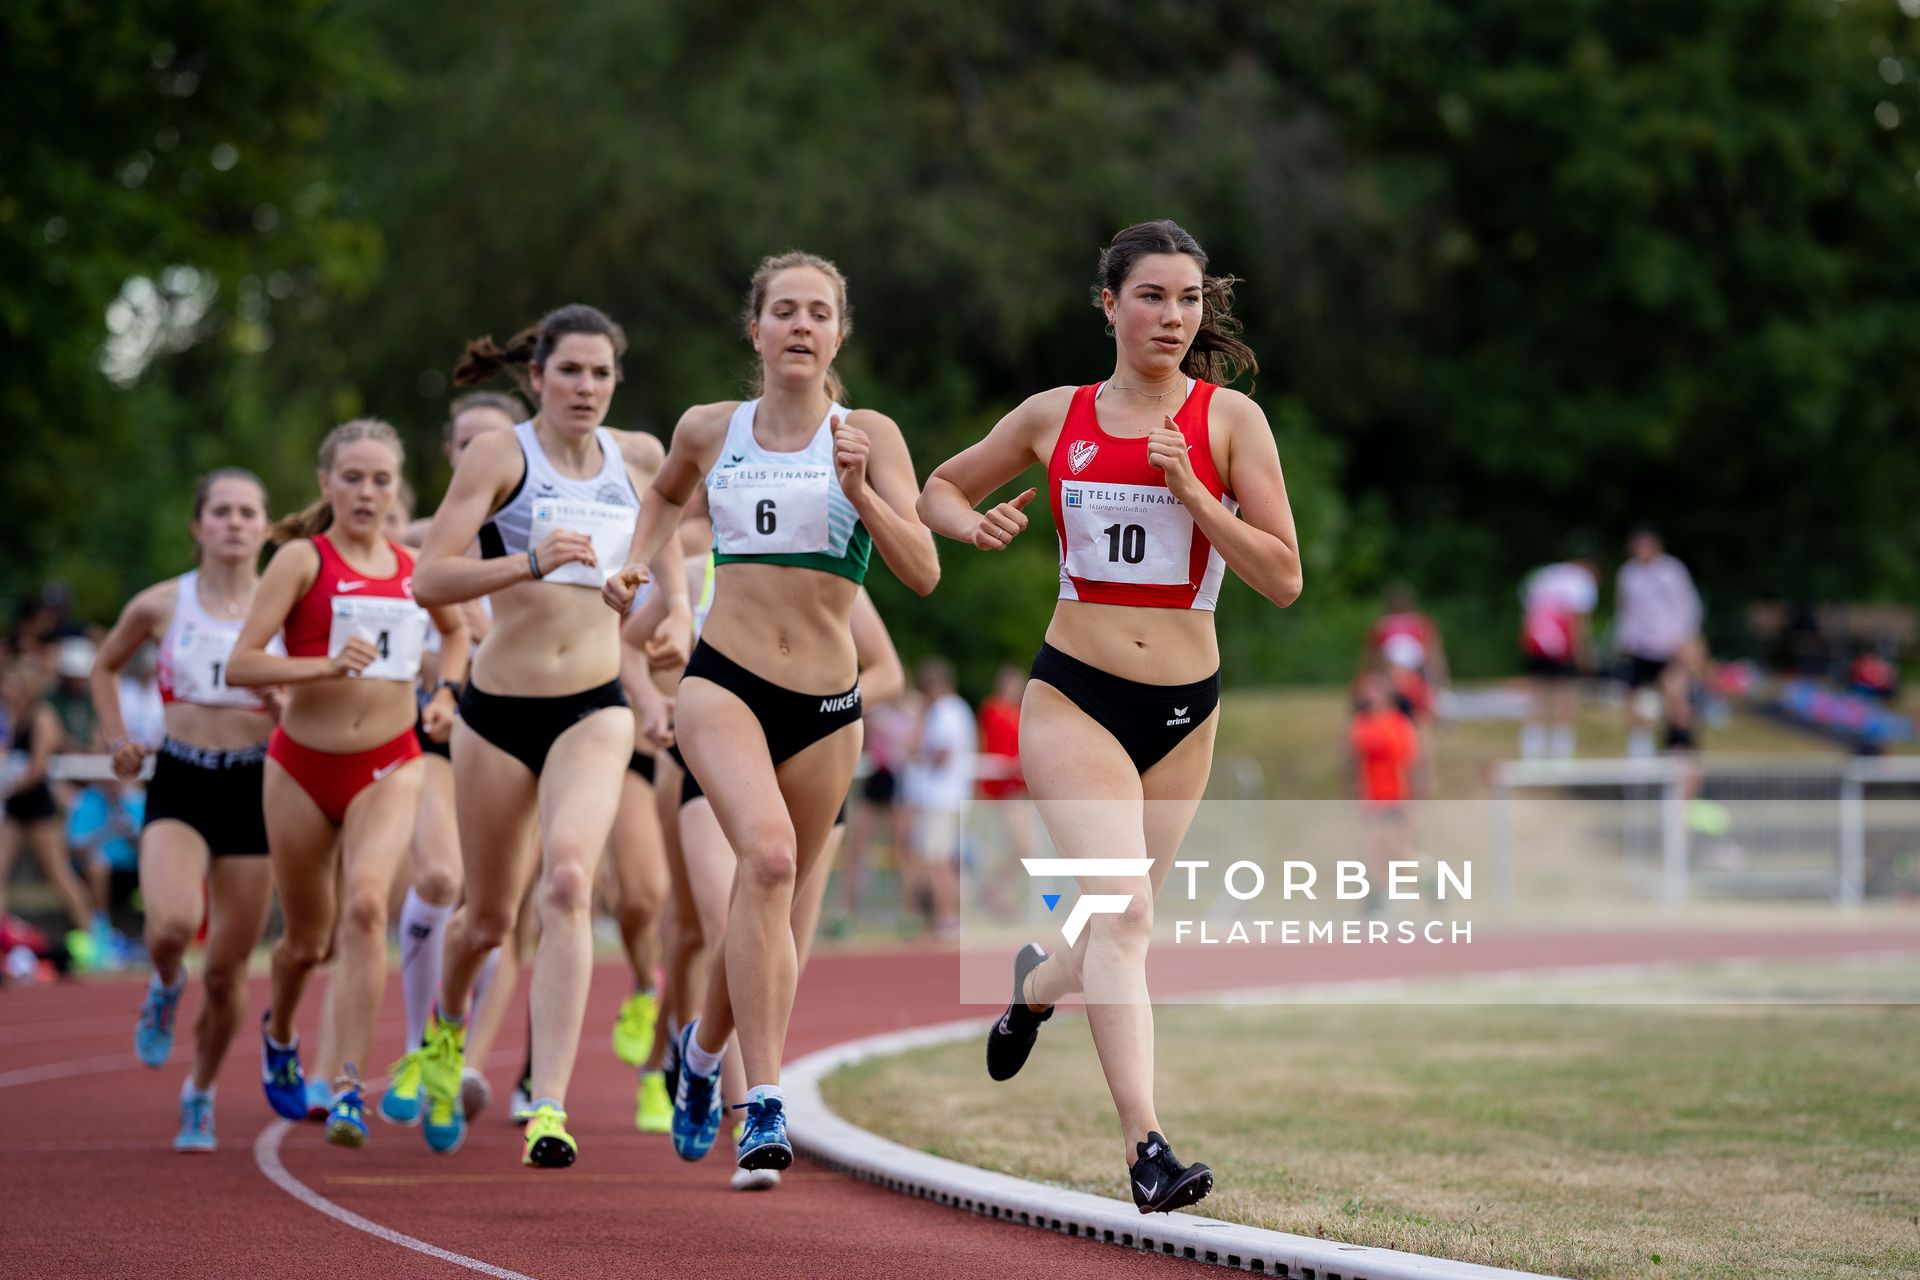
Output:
[
  {"xmin": 328, "ymin": 596, "xmax": 428, "ymax": 682},
  {"xmin": 171, "ymin": 624, "xmax": 259, "ymax": 707},
  {"xmin": 529, "ymin": 499, "xmax": 639, "ymax": 588},
  {"xmin": 1060, "ymin": 481, "xmax": 1195, "ymax": 587},
  {"xmin": 709, "ymin": 465, "xmax": 831, "ymax": 556}
]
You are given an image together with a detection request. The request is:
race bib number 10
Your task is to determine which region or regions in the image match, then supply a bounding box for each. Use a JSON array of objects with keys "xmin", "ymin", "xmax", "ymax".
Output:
[
  {"xmin": 329, "ymin": 597, "xmax": 428, "ymax": 682},
  {"xmin": 1060, "ymin": 481, "xmax": 1194, "ymax": 587}
]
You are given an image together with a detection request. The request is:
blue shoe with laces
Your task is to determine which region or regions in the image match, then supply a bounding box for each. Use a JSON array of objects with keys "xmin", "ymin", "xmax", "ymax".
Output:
[
  {"xmin": 670, "ymin": 1022, "xmax": 722, "ymax": 1162},
  {"xmin": 733, "ymin": 1090, "xmax": 792, "ymax": 1172},
  {"xmin": 326, "ymin": 1074, "xmax": 368, "ymax": 1148},
  {"xmin": 136, "ymin": 972, "xmax": 186, "ymax": 1067},
  {"xmin": 260, "ymin": 1014, "xmax": 310, "ymax": 1121},
  {"xmin": 174, "ymin": 1090, "xmax": 216, "ymax": 1152}
]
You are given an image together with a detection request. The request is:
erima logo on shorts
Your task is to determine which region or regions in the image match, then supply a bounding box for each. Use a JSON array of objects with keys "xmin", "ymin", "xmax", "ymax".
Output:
[
  {"xmin": 1023, "ymin": 858, "xmax": 1154, "ymax": 946},
  {"xmin": 819, "ymin": 690, "xmax": 860, "ymax": 713},
  {"xmin": 1166, "ymin": 705, "xmax": 1191, "ymax": 727}
]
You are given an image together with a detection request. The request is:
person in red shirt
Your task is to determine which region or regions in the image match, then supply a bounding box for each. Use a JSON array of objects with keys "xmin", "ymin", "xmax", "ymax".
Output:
[
  {"xmin": 1350, "ymin": 668, "xmax": 1421, "ymax": 912},
  {"xmin": 1363, "ymin": 585, "xmax": 1447, "ymax": 725},
  {"xmin": 972, "ymin": 665, "xmax": 1030, "ymax": 914}
]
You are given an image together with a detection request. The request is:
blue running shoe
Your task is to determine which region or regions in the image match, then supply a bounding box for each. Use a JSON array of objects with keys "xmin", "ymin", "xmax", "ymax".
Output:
[
  {"xmin": 260, "ymin": 1015, "xmax": 309, "ymax": 1121},
  {"xmin": 175, "ymin": 1091, "xmax": 215, "ymax": 1153},
  {"xmin": 733, "ymin": 1090, "xmax": 792, "ymax": 1172},
  {"xmin": 670, "ymin": 1023, "xmax": 722, "ymax": 1162},
  {"xmin": 326, "ymin": 1078, "xmax": 368, "ymax": 1148},
  {"xmin": 304, "ymin": 1078, "xmax": 333, "ymax": 1120},
  {"xmin": 135, "ymin": 973, "xmax": 185, "ymax": 1068}
]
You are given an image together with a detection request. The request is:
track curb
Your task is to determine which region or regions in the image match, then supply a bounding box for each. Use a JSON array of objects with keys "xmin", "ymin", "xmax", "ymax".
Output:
[{"xmin": 785, "ymin": 1017, "xmax": 1566, "ymax": 1280}]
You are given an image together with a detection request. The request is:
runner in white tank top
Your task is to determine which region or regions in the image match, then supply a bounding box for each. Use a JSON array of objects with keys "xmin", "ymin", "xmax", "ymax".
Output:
[
  {"xmin": 413, "ymin": 305, "xmax": 689, "ymax": 1167},
  {"xmin": 87, "ymin": 469, "xmax": 282, "ymax": 1153}
]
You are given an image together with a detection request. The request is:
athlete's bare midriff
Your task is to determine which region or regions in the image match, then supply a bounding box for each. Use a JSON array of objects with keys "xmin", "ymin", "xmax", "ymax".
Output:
[
  {"xmin": 162, "ymin": 701, "xmax": 275, "ymax": 751},
  {"xmin": 278, "ymin": 677, "xmax": 414, "ymax": 753},
  {"xmin": 1044, "ymin": 601, "xmax": 1220, "ymax": 685},
  {"xmin": 471, "ymin": 580, "xmax": 623, "ymax": 696},
  {"xmin": 697, "ymin": 562, "xmax": 859, "ymax": 693}
]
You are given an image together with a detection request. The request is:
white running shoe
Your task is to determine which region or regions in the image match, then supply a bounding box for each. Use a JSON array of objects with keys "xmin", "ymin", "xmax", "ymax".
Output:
[
  {"xmin": 731, "ymin": 1166, "xmax": 781, "ymax": 1191},
  {"xmin": 460, "ymin": 1067, "xmax": 491, "ymax": 1120}
]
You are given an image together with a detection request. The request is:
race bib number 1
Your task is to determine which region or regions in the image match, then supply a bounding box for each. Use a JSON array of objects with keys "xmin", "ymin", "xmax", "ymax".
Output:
[
  {"xmin": 529, "ymin": 500, "xmax": 639, "ymax": 588},
  {"xmin": 329, "ymin": 597, "xmax": 428, "ymax": 682}
]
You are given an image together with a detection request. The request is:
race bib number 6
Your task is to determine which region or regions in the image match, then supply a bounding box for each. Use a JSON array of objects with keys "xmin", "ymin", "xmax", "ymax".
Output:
[
  {"xmin": 710, "ymin": 465, "xmax": 831, "ymax": 556},
  {"xmin": 329, "ymin": 597, "xmax": 428, "ymax": 682},
  {"xmin": 1060, "ymin": 481, "xmax": 1195, "ymax": 587}
]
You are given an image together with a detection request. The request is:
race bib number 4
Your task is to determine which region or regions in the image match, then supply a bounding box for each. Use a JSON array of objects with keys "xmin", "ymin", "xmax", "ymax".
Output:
[
  {"xmin": 1060, "ymin": 481, "xmax": 1195, "ymax": 587},
  {"xmin": 709, "ymin": 465, "xmax": 831, "ymax": 556},
  {"xmin": 329, "ymin": 597, "xmax": 428, "ymax": 682},
  {"xmin": 530, "ymin": 499, "xmax": 639, "ymax": 588}
]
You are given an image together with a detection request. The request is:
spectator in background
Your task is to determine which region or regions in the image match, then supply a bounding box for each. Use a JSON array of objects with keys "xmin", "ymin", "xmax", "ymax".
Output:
[
  {"xmin": 902, "ymin": 658, "xmax": 974, "ymax": 940},
  {"xmin": 50, "ymin": 636, "xmax": 102, "ymax": 750},
  {"xmin": 0, "ymin": 661, "xmax": 104, "ymax": 957},
  {"xmin": 1518, "ymin": 557, "xmax": 1598, "ymax": 759},
  {"xmin": 973, "ymin": 665, "xmax": 1030, "ymax": 913},
  {"xmin": 839, "ymin": 690, "xmax": 918, "ymax": 934},
  {"xmin": 1365, "ymin": 585, "xmax": 1449, "ymax": 724},
  {"xmin": 1614, "ymin": 527, "xmax": 1704, "ymax": 756},
  {"xmin": 1349, "ymin": 666, "xmax": 1421, "ymax": 914},
  {"xmin": 68, "ymin": 778, "xmax": 144, "ymax": 939}
]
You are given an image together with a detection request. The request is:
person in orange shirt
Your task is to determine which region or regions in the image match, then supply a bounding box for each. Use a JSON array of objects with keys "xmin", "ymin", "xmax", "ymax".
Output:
[{"xmin": 1349, "ymin": 668, "xmax": 1420, "ymax": 914}]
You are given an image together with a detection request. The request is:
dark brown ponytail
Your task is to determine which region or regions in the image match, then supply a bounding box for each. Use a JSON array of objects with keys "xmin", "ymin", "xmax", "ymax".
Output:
[
  {"xmin": 454, "ymin": 305, "xmax": 627, "ymax": 396},
  {"xmin": 1094, "ymin": 220, "xmax": 1259, "ymax": 388}
]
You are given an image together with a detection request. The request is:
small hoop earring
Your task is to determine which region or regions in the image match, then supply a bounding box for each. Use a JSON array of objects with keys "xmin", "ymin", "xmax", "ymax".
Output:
[{"xmin": 1104, "ymin": 322, "xmax": 1115, "ymax": 337}]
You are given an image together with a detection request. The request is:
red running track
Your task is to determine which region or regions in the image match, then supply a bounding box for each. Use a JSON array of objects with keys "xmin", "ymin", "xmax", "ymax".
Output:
[
  {"xmin": 6, "ymin": 926, "xmax": 1917, "ymax": 1279},
  {"xmin": 0, "ymin": 949, "xmax": 1199, "ymax": 1280}
]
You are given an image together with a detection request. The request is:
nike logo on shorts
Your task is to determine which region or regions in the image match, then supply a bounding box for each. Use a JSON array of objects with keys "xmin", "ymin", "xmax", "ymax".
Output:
[
  {"xmin": 372, "ymin": 760, "xmax": 404, "ymax": 781},
  {"xmin": 337, "ymin": 581, "xmax": 368, "ymax": 593}
]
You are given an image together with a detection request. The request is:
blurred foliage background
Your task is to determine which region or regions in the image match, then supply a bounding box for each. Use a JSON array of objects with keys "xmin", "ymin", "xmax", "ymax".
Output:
[{"xmin": 5, "ymin": 0, "xmax": 1919, "ymax": 690}]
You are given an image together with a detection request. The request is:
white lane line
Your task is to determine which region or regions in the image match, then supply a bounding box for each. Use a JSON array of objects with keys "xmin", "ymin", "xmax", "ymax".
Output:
[
  {"xmin": 0, "ymin": 1053, "xmax": 144, "ymax": 1090},
  {"xmin": 253, "ymin": 1120, "xmax": 539, "ymax": 1280}
]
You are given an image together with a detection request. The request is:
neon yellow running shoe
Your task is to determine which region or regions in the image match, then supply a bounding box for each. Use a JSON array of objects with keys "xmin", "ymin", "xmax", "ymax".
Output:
[
  {"xmin": 378, "ymin": 1049, "xmax": 424, "ymax": 1126},
  {"xmin": 635, "ymin": 1070, "xmax": 671, "ymax": 1133},
  {"xmin": 611, "ymin": 990, "xmax": 658, "ymax": 1067},
  {"xmin": 524, "ymin": 1102, "xmax": 577, "ymax": 1168},
  {"xmin": 419, "ymin": 1010, "xmax": 466, "ymax": 1154}
]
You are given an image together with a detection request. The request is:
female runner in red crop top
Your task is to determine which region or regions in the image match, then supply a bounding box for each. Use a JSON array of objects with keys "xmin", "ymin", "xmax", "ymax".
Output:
[
  {"xmin": 918, "ymin": 221, "xmax": 1301, "ymax": 1214},
  {"xmin": 227, "ymin": 419, "xmax": 469, "ymax": 1149}
]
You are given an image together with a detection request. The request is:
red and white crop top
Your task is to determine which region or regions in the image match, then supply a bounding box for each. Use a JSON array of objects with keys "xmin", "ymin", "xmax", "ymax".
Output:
[{"xmin": 1048, "ymin": 380, "xmax": 1234, "ymax": 611}]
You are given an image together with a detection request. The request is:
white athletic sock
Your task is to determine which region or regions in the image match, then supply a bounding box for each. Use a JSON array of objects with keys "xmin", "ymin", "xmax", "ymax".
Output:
[
  {"xmin": 181, "ymin": 1076, "xmax": 213, "ymax": 1103},
  {"xmin": 1550, "ymin": 725, "xmax": 1576, "ymax": 758},
  {"xmin": 398, "ymin": 890, "xmax": 453, "ymax": 1048},
  {"xmin": 264, "ymin": 1025, "xmax": 297, "ymax": 1052},
  {"xmin": 683, "ymin": 1020, "xmax": 724, "ymax": 1077},
  {"xmin": 1626, "ymin": 728, "xmax": 1654, "ymax": 759},
  {"xmin": 531, "ymin": 1094, "xmax": 564, "ymax": 1114},
  {"xmin": 470, "ymin": 947, "xmax": 501, "ymax": 1025},
  {"xmin": 152, "ymin": 967, "xmax": 185, "ymax": 995},
  {"xmin": 746, "ymin": 1083, "xmax": 785, "ymax": 1107}
]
